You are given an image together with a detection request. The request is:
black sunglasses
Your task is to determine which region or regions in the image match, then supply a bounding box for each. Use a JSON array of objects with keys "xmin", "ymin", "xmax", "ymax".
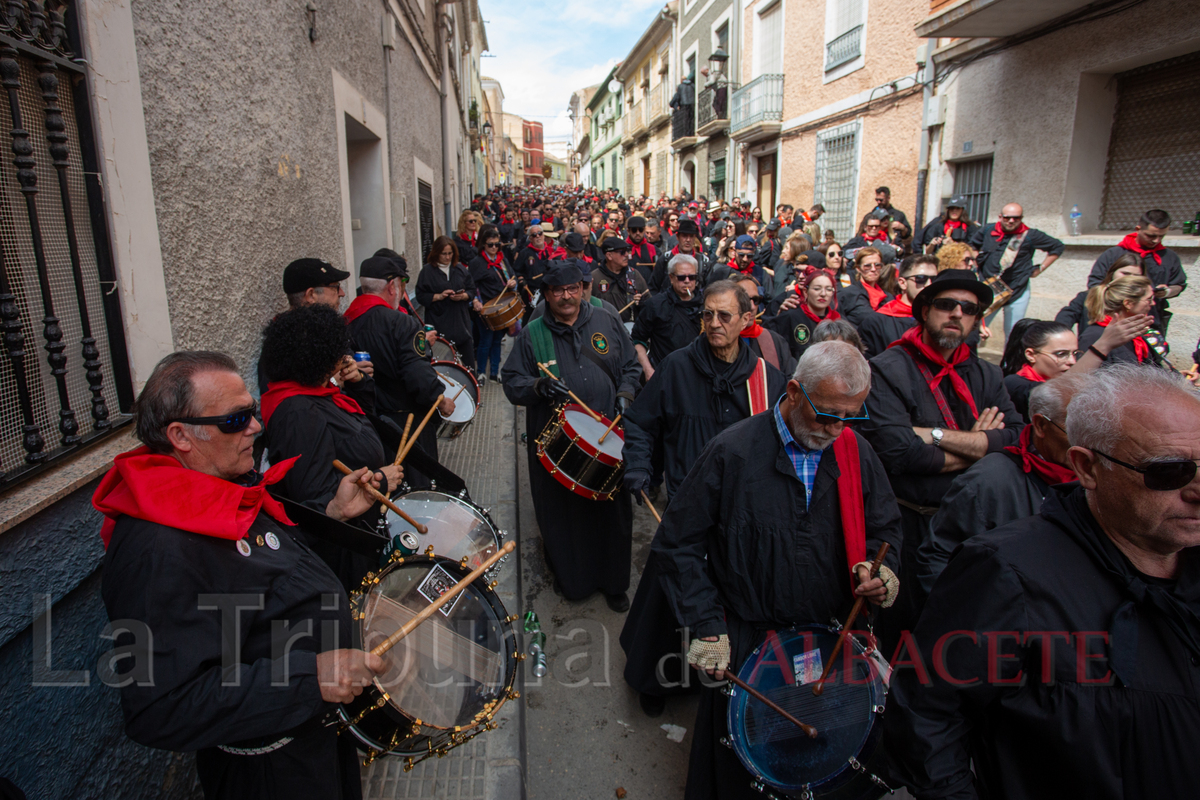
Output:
[
  {"xmin": 747, "ymin": 295, "xmax": 765, "ymax": 305},
  {"xmin": 173, "ymin": 402, "xmax": 258, "ymax": 434},
  {"xmin": 672, "ymin": 273, "xmax": 698, "ymax": 282},
  {"xmin": 930, "ymin": 297, "xmax": 984, "ymax": 316},
  {"xmin": 1092, "ymin": 449, "xmax": 1200, "ymax": 491},
  {"xmin": 485, "ymin": 241, "xmax": 500, "ymax": 247},
  {"xmin": 904, "ymin": 274, "xmax": 934, "ymax": 286},
  {"xmin": 1000, "ymin": 215, "xmax": 1023, "ymax": 221}
]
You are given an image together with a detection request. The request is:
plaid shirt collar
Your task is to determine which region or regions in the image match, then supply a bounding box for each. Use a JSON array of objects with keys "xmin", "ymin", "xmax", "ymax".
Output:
[{"xmin": 773, "ymin": 397, "xmax": 824, "ymax": 501}]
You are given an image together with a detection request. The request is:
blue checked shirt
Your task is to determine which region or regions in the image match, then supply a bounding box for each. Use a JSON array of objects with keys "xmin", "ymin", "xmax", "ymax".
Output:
[{"xmin": 773, "ymin": 397, "xmax": 824, "ymax": 503}]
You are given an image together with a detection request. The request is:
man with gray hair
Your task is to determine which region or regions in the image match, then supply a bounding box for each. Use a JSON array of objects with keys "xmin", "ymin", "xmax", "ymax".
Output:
[
  {"xmin": 887, "ymin": 364, "xmax": 1200, "ymax": 799},
  {"xmin": 919, "ymin": 373, "xmax": 1083, "ymax": 593},
  {"xmin": 654, "ymin": 341, "xmax": 903, "ymax": 798},
  {"xmin": 629, "ymin": 252, "xmax": 704, "ymax": 381}
]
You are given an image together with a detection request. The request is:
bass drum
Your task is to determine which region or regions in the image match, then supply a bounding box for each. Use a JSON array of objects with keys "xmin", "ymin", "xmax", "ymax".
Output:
[
  {"xmin": 385, "ymin": 490, "xmax": 504, "ymax": 573},
  {"xmin": 340, "ymin": 555, "xmax": 517, "ymax": 764},
  {"xmin": 433, "ymin": 361, "xmax": 480, "ymax": 438},
  {"xmin": 726, "ymin": 626, "xmax": 892, "ymax": 800},
  {"xmin": 429, "ymin": 337, "xmax": 461, "ymax": 365}
]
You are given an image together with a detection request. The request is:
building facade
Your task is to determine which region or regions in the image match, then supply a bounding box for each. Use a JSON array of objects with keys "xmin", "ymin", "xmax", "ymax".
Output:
[
  {"xmin": 618, "ymin": 3, "xmax": 676, "ymax": 200},
  {"xmin": 0, "ymin": 0, "xmax": 486, "ymax": 795},
  {"xmin": 675, "ymin": 0, "xmax": 739, "ymax": 201},
  {"xmin": 481, "ymin": 77, "xmax": 506, "ymax": 188},
  {"xmin": 544, "ymin": 152, "xmax": 571, "ymax": 186},
  {"xmin": 588, "ymin": 65, "xmax": 625, "ymax": 192},
  {"xmin": 569, "ymin": 85, "xmax": 598, "ymax": 188},
  {"xmin": 524, "ymin": 119, "xmax": 545, "ymax": 186}
]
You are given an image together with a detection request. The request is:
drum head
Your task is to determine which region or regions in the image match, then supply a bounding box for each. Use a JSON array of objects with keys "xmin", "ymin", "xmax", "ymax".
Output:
[
  {"xmin": 430, "ymin": 339, "xmax": 460, "ymax": 364},
  {"xmin": 433, "ymin": 362, "xmax": 479, "ymax": 422},
  {"xmin": 727, "ymin": 627, "xmax": 886, "ymax": 797},
  {"xmin": 386, "ymin": 491, "xmax": 500, "ymax": 569},
  {"xmin": 624, "ymin": 320, "xmax": 634, "ymax": 335},
  {"xmin": 564, "ymin": 408, "xmax": 624, "ymax": 462},
  {"xmin": 361, "ymin": 558, "xmax": 514, "ymax": 730}
]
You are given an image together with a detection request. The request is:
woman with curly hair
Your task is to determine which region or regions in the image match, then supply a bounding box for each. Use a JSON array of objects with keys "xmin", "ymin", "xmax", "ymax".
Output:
[
  {"xmin": 259, "ymin": 304, "xmax": 404, "ymax": 590},
  {"xmin": 935, "ymin": 241, "xmax": 979, "ymax": 273}
]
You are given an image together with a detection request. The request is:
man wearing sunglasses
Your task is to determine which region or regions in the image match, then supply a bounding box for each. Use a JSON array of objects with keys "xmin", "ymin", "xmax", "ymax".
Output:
[
  {"xmin": 858, "ymin": 254, "xmax": 939, "ymax": 358},
  {"xmin": 629, "ymin": 254, "xmax": 705, "ymax": 382},
  {"xmin": 653, "ymin": 341, "xmax": 902, "ymax": 796},
  {"xmin": 650, "ymin": 218, "xmax": 710, "ymax": 292},
  {"xmin": 888, "ymin": 364, "xmax": 1200, "ymax": 799},
  {"xmin": 95, "ymin": 351, "xmax": 387, "ymax": 799},
  {"xmin": 626, "ymin": 215, "xmax": 657, "ymax": 284},
  {"xmin": 969, "ymin": 202, "xmax": 1064, "ymax": 336},
  {"xmin": 860, "ymin": 268, "xmax": 1023, "ymax": 648}
]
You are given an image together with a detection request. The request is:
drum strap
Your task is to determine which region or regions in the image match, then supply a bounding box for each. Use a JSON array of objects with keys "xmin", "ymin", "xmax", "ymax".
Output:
[
  {"xmin": 527, "ymin": 317, "xmax": 558, "ymax": 379},
  {"xmin": 269, "ymin": 492, "xmax": 387, "ymax": 557},
  {"xmin": 746, "ymin": 358, "xmax": 769, "ymax": 415},
  {"xmin": 832, "ymin": 429, "xmax": 867, "ymax": 581}
]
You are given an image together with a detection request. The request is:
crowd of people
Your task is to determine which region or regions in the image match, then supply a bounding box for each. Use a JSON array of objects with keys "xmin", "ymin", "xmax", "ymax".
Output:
[{"xmin": 91, "ymin": 180, "xmax": 1200, "ymax": 800}]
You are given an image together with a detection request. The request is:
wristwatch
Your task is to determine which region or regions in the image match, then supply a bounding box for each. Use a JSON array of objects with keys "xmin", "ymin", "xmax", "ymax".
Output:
[{"xmin": 931, "ymin": 428, "xmax": 945, "ymax": 448}]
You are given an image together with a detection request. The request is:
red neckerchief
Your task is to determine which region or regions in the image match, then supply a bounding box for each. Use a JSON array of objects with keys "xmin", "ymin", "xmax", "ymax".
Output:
[
  {"xmin": 731, "ymin": 257, "xmax": 754, "ymax": 276},
  {"xmin": 1097, "ymin": 315, "xmax": 1149, "ymax": 361},
  {"xmin": 831, "ymin": 428, "xmax": 866, "ymax": 583},
  {"xmin": 863, "ymin": 281, "xmax": 887, "ymax": 310},
  {"xmin": 943, "ymin": 218, "xmax": 968, "ymax": 236},
  {"xmin": 991, "ymin": 221, "xmax": 1029, "ymax": 240},
  {"xmin": 741, "ymin": 322, "xmax": 765, "ymax": 339},
  {"xmin": 460, "ymin": 232, "xmax": 477, "ymax": 247},
  {"xmin": 890, "ymin": 325, "xmax": 979, "ymax": 425},
  {"xmin": 1016, "ymin": 364, "xmax": 1046, "ymax": 383},
  {"xmin": 628, "ymin": 239, "xmax": 656, "ymax": 262},
  {"xmin": 862, "ymin": 231, "xmax": 887, "ymax": 243},
  {"xmin": 1119, "ymin": 233, "xmax": 1164, "ymax": 266},
  {"xmin": 532, "ymin": 243, "xmax": 553, "ymax": 260},
  {"xmin": 481, "ymin": 248, "xmax": 505, "ymax": 270},
  {"xmin": 261, "ymin": 381, "xmax": 364, "ymax": 427},
  {"xmin": 876, "ymin": 297, "xmax": 912, "ymax": 318},
  {"xmin": 344, "ymin": 293, "xmax": 395, "ymax": 322},
  {"xmin": 1004, "ymin": 425, "xmax": 1076, "ymax": 485},
  {"xmin": 92, "ymin": 446, "xmax": 298, "ymax": 548},
  {"xmin": 798, "ymin": 301, "xmax": 839, "ymax": 325}
]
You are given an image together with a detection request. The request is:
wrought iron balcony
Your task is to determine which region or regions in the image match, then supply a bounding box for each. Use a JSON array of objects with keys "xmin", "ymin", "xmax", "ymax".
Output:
[
  {"xmin": 671, "ymin": 105, "xmax": 696, "ymax": 144},
  {"xmin": 648, "ymin": 82, "xmax": 669, "ymax": 127},
  {"xmin": 825, "ymin": 25, "xmax": 863, "ymax": 71},
  {"xmin": 697, "ymin": 81, "xmax": 737, "ymax": 137},
  {"xmin": 729, "ymin": 74, "xmax": 784, "ymax": 142}
]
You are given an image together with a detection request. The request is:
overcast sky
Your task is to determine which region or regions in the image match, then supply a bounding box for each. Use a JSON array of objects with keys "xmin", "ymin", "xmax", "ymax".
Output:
[{"xmin": 477, "ymin": 0, "xmax": 665, "ymax": 142}]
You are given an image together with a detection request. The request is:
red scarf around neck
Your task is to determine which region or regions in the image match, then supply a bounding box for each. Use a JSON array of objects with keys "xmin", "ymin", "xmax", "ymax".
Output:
[
  {"xmin": 1119, "ymin": 232, "xmax": 1164, "ymax": 265},
  {"xmin": 1016, "ymin": 364, "xmax": 1046, "ymax": 383},
  {"xmin": 742, "ymin": 322, "xmax": 765, "ymax": 339},
  {"xmin": 943, "ymin": 218, "xmax": 968, "ymax": 236},
  {"xmin": 93, "ymin": 446, "xmax": 298, "ymax": 547},
  {"xmin": 1004, "ymin": 425, "xmax": 1076, "ymax": 486},
  {"xmin": 863, "ymin": 280, "xmax": 887, "ymax": 310},
  {"xmin": 531, "ymin": 243, "xmax": 553, "ymax": 261},
  {"xmin": 861, "ymin": 231, "xmax": 887, "ymax": 243},
  {"xmin": 1097, "ymin": 315, "xmax": 1149, "ymax": 361},
  {"xmin": 875, "ymin": 297, "xmax": 913, "ymax": 318},
  {"xmin": 991, "ymin": 221, "xmax": 1029, "ymax": 240},
  {"xmin": 891, "ymin": 324, "xmax": 979, "ymax": 425},
  {"xmin": 481, "ymin": 247, "xmax": 505, "ymax": 270},
  {"xmin": 261, "ymin": 381, "xmax": 364, "ymax": 427},
  {"xmin": 344, "ymin": 293, "xmax": 395, "ymax": 322}
]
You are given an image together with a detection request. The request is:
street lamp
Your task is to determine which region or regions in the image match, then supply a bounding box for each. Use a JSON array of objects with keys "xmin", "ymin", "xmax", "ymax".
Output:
[{"xmin": 708, "ymin": 47, "xmax": 729, "ymax": 81}]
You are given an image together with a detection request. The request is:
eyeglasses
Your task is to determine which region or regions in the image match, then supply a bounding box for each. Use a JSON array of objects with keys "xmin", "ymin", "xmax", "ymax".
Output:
[
  {"xmin": 962, "ymin": 257, "xmax": 978, "ymax": 265},
  {"xmin": 865, "ymin": 223, "xmax": 881, "ymax": 230},
  {"xmin": 1035, "ymin": 349, "xmax": 1078, "ymax": 363},
  {"xmin": 172, "ymin": 402, "xmax": 258, "ymax": 434},
  {"xmin": 547, "ymin": 284, "xmax": 582, "ymax": 297},
  {"xmin": 929, "ymin": 297, "xmax": 983, "ymax": 316},
  {"xmin": 859, "ymin": 262, "xmax": 883, "ymax": 271},
  {"xmin": 701, "ymin": 309, "xmax": 736, "ymax": 324},
  {"xmin": 1000, "ymin": 215, "xmax": 1023, "ymax": 221},
  {"xmin": 904, "ymin": 274, "xmax": 934, "ymax": 286},
  {"xmin": 799, "ymin": 384, "xmax": 870, "ymax": 426},
  {"xmin": 1091, "ymin": 448, "xmax": 1200, "ymax": 491},
  {"xmin": 672, "ymin": 273, "xmax": 697, "ymax": 282}
]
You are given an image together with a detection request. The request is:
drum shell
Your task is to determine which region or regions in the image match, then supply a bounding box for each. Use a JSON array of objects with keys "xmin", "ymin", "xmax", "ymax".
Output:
[
  {"xmin": 383, "ymin": 490, "xmax": 503, "ymax": 572},
  {"xmin": 430, "ymin": 338, "xmax": 461, "ymax": 365},
  {"xmin": 432, "ymin": 361, "xmax": 480, "ymax": 438},
  {"xmin": 480, "ymin": 291, "xmax": 525, "ymax": 331},
  {"xmin": 535, "ymin": 403, "xmax": 624, "ymax": 501}
]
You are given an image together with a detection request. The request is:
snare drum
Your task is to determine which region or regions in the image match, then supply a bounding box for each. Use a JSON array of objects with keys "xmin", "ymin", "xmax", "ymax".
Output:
[
  {"xmin": 726, "ymin": 626, "xmax": 892, "ymax": 799},
  {"xmin": 430, "ymin": 337, "xmax": 462, "ymax": 365},
  {"xmin": 384, "ymin": 490, "xmax": 504, "ymax": 572},
  {"xmin": 340, "ymin": 554, "xmax": 517, "ymax": 765},
  {"xmin": 479, "ymin": 291, "xmax": 525, "ymax": 332},
  {"xmin": 432, "ymin": 361, "xmax": 480, "ymax": 438},
  {"xmin": 535, "ymin": 402, "xmax": 624, "ymax": 501}
]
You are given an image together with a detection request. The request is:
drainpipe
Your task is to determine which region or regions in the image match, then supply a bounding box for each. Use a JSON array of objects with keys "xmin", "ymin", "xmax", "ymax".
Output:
[
  {"xmin": 914, "ymin": 39, "xmax": 936, "ymax": 233},
  {"xmin": 438, "ymin": 6, "xmax": 455, "ymax": 236}
]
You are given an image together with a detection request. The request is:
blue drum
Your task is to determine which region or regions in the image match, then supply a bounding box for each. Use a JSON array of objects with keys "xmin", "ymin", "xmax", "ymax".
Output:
[{"xmin": 726, "ymin": 625, "xmax": 892, "ymax": 800}]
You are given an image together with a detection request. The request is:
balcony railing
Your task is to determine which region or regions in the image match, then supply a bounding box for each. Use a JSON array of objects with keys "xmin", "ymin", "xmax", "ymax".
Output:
[
  {"xmin": 629, "ymin": 99, "xmax": 646, "ymax": 135},
  {"xmin": 649, "ymin": 82, "xmax": 667, "ymax": 124},
  {"xmin": 697, "ymin": 81, "xmax": 737, "ymax": 132},
  {"xmin": 729, "ymin": 74, "xmax": 784, "ymax": 134},
  {"xmin": 825, "ymin": 25, "xmax": 863, "ymax": 71},
  {"xmin": 671, "ymin": 105, "xmax": 695, "ymax": 142}
]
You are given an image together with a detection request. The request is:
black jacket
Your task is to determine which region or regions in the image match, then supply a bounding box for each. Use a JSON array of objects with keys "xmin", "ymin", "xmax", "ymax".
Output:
[
  {"xmin": 346, "ymin": 305, "xmax": 444, "ymax": 417},
  {"xmin": 970, "ymin": 226, "xmax": 1064, "ymax": 298},
  {"xmin": 860, "ymin": 343, "xmax": 1023, "ymax": 507},
  {"xmin": 591, "ymin": 264, "xmax": 650, "ymax": 323},
  {"xmin": 1002, "ymin": 373, "xmax": 1037, "ymax": 421},
  {"xmin": 624, "ymin": 336, "xmax": 786, "ymax": 497},
  {"xmin": 1087, "ymin": 244, "xmax": 1188, "ymax": 332},
  {"xmin": 653, "ymin": 412, "xmax": 903, "ymax": 668},
  {"xmin": 742, "ymin": 328, "xmax": 796, "ymax": 376},
  {"xmin": 416, "ymin": 263, "xmax": 477, "ymax": 343},
  {"xmin": 766, "ymin": 307, "xmax": 834, "ymax": 360},
  {"xmin": 628, "ymin": 239, "xmax": 658, "ymax": 283},
  {"xmin": 1054, "ymin": 289, "xmax": 1088, "ymax": 333},
  {"xmin": 914, "ymin": 217, "xmax": 980, "ymax": 253},
  {"xmin": 650, "ymin": 248, "xmax": 711, "ymax": 292},
  {"xmin": 886, "ymin": 484, "xmax": 1200, "ymax": 800},
  {"xmin": 838, "ymin": 282, "xmax": 893, "ymax": 328},
  {"xmin": 1077, "ymin": 323, "xmax": 1169, "ymax": 369},
  {"xmin": 468, "ymin": 254, "xmax": 511, "ymax": 303},
  {"xmin": 629, "ymin": 287, "xmax": 704, "ymax": 367},
  {"xmin": 512, "ymin": 245, "xmax": 547, "ymax": 294},
  {"xmin": 859, "ymin": 311, "xmax": 916, "ymax": 359}
]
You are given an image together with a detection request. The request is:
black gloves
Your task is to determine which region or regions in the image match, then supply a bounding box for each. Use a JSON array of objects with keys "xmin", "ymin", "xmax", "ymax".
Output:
[
  {"xmin": 616, "ymin": 394, "xmax": 632, "ymax": 415},
  {"xmin": 623, "ymin": 469, "xmax": 651, "ymax": 504},
  {"xmin": 535, "ymin": 377, "xmax": 572, "ymax": 404}
]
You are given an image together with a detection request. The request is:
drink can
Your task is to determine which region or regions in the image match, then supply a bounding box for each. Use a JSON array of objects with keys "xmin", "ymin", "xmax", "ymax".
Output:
[
  {"xmin": 353, "ymin": 351, "xmax": 371, "ymax": 362},
  {"xmin": 529, "ymin": 631, "xmax": 546, "ymax": 655},
  {"xmin": 532, "ymin": 651, "xmax": 548, "ymax": 678},
  {"xmin": 424, "ymin": 325, "xmax": 436, "ymax": 334}
]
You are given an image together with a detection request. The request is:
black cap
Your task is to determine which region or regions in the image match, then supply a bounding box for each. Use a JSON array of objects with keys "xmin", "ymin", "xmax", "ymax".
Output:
[
  {"xmin": 602, "ymin": 237, "xmax": 631, "ymax": 253},
  {"xmin": 677, "ymin": 218, "xmax": 700, "ymax": 237},
  {"xmin": 372, "ymin": 248, "xmax": 410, "ymax": 277},
  {"xmin": 283, "ymin": 258, "xmax": 350, "ymax": 294},
  {"xmin": 359, "ymin": 256, "xmax": 407, "ymax": 281},
  {"xmin": 562, "ymin": 232, "xmax": 586, "ymax": 252},
  {"xmin": 946, "ymin": 194, "xmax": 967, "ymax": 209},
  {"xmin": 913, "ymin": 269, "xmax": 993, "ymax": 317},
  {"xmin": 627, "ymin": 216, "xmax": 646, "ymax": 230},
  {"xmin": 766, "ymin": 218, "xmax": 782, "ymax": 231},
  {"xmin": 543, "ymin": 261, "xmax": 584, "ymax": 286},
  {"xmin": 577, "ymin": 260, "xmax": 594, "ymax": 282}
]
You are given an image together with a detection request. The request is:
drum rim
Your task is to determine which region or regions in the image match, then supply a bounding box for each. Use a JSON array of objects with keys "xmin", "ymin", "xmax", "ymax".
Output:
[
  {"xmin": 356, "ymin": 553, "xmax": 518, "ymax": 733},
  {"xmin": 726, "ymin": 624, "xmax": 886, "ymax": 795},
  {"xmin": 432, "ymin": 360, "xmax": 482, "ymax": 406},
  {"xmin": 384, "ymin": 490, "xmax": 502, "ymax": 557},
  {"xmin": 560, "ymin": 402, "xmax": 624, "ymax": 466},
  {"xmin": 479, "ymin": 290, "xmax": 523, "ymax": 315}
]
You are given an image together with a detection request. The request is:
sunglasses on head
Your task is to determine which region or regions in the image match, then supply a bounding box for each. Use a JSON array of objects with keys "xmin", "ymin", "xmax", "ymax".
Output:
[
  {"xmin": 173, "ymin": 402, "xmax": 258, "ymax": 434},
  {"xmin": 799, "ymin": 383, "xmax": 870, "ymax": 426},
  {"xmin": 930, "ymin": 297, "xmax": 983, "ymax": 316},
  {"xmin": 1092, "ymin": 449, "xmax": 1200, "ymax": 491}
]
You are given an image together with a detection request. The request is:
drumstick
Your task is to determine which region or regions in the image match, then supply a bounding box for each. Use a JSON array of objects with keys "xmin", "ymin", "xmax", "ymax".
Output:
[
  {"xmin": 371, "ymin": 541, "xmax": 517, "ymax": 657},
  {"xmin": 617, "ymin": 298, "xmax": 637, "ymax": 315},
  {"xmin": 483, "ymin": 290, "xmax": 507, "ymax": 309},
  {"xmin": 395, "ymin": 395, "xmax": 444, "ymax": 466},
  {"xmin": 331, "ymin": 459, "xmax": 428, "ymax": 534},
  {"xmin": 535, "ymin": 362, "xmax": 602, "ymax": 422},
  {"xmin": 597, "ymin": 413, "xmax": 621, "ymax": 443},
  {"xmin": 812, "ymin": 542, "xmax": 890, "ymax": 697},
  {"xmin": 640, "ymin": 491, "xmax": 661, "ymax": 523},
  {"xmin": 396, "ymin": 413, "xmax": 415, "ymax": 462},
  {"xmin": 726, "ymin": 671, "xmax": 818, "ymax": 739}
]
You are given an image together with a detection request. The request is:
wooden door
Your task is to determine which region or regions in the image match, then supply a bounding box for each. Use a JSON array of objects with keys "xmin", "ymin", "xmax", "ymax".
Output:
[{"xmin": 757, "ymin": 153, "xmax": 776, "ymax": 216}]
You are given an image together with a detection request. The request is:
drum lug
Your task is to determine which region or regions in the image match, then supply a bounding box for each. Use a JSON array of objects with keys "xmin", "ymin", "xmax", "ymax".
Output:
[
  {"xmin": 874, "ymin": 704, "xmax": 886, "ymax": 714},
  {"xmin": 430, "ymin": 480, "xmax": 438, "ymax": 491},
  {"xmin": 847, "ymin": 756, "xmax": 894, "ymax": 793},
  {"xmin": 719, "ymin": 736, "xmax": 733, "ymax": 750}
]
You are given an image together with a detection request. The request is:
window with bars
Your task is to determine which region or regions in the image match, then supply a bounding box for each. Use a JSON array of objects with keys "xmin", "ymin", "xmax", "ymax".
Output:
[
  {"xmin": 813, "ymin": 121, "xmax": 860, "ymax": 241},
  {"xmin": 952, "ymin": 157, "xmax": 994, "ymax": 226},
  {"xmin": 0, "ymin": 10, "xmax": 134, "ymax": 489},
  {"xmin": 825, "ymin": 0, "xmax": 864, "ymax": 72},
  {"xmin": 1100, "ymin": 50, "xmax": 1200, "ymax": 231},
  {"xmin": 710, "ymin": 158, "xmax": 726, "ymax": 200}
]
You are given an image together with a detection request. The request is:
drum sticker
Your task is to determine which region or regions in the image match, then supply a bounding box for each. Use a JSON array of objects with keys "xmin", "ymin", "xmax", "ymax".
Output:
[
  {"xmin": 413, "ymin": 330, "xmax": 429, "ymax": 357},
  {"xmin": 793, "ymin": 650, "xmax": 823, "ymax": 686},
  {"xmin": 417, "ymin": 564, "xmax": 462, "ymax": 617},
  {"xmin": 793, "ymin": 323, "xmax": 811, "ymax": 345},
  {"xmin": 591, "ymin": 333, "xmax": 610, "ymax": 355}
]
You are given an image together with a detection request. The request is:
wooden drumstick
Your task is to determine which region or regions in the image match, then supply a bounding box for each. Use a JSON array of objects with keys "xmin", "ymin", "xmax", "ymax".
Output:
[
  {"xmin": 370, "ymin": 541, "xmax": 517, "ymax": 657},
  {"xmin": 597, "ymin": 413, "xmax": 621, "ymax": 444},
  {"xmin": 483, "ymin": 290, "xmax": 506, "ymax": 309},
  {"xmin": 812, "ymin": 542, "xmax": 891, "ymax": 696},
  {"xmin": 641, "ymin": 491, "xmax": 662, "ymax": 523},
  {"xmin": 726, "ymin": 671, "xmax": 818, "ymax": 739},
  {"xmin": 395, "ymin": 395, "xmax": 444, "ymax": 466},
  {"xmin": 331, "ymin": 459, "xmax": 428, "ymax": 534},
  {"xmin": 396, "ymin": 413, "xmax": 415, "ymax": 461},
  {"xmin": 617, "ymin": 298, "xmax": 637, "ymax": 315},
  {"xmin": 535, "ymin": 362, "xmax": 602, "ymax": 422}
]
